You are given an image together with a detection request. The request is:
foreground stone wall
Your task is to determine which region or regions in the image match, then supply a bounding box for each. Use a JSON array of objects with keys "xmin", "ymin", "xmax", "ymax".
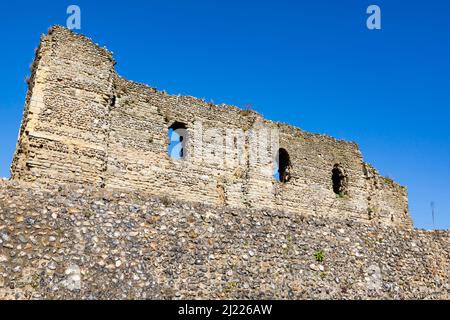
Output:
[
  {"xmin": 10, "ymin": 26, "xmax": 411, "ymax": 228},
  {"xmin": 0, "ymin": 180, "xmax": 448, "ymax": 300}
]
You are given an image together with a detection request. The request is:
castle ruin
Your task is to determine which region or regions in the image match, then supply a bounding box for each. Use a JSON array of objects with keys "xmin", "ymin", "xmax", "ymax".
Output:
[
  {"xmin": 1, "ymin": 26, "xmax": 449, "ymax": 300},
  {"xmin": 10, "ymin": 26, "xmax": 410, "ymax": 228}
]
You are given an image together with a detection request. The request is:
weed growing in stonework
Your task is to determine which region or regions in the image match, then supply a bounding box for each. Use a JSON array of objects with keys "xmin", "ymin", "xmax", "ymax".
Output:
[
  {"xmin": 337, "ymin": 192, "xmax": 346, "ymax": 199},
  {"xmin": 224, "ymin": 281, "xmax": 238, "ymax": 293},
  {"xmin": 314, "ymin": 250, "xmax": 325, "ymax": 263}
]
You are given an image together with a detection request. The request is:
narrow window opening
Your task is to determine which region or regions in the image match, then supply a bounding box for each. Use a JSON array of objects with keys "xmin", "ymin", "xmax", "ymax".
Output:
[
  {"xmin": 168, "ymin": 122, "xmax": 188, "ymax": 160},
  {"xmin": 274, "ymin": 148, "xmax": 291, "ymax": 183},
  {"xmin": 110, "ymin": 95, "xmax": 116, "ymax": 107},
  {"xmin": 332, "ymin": 164, "xmax": 348, "ymax": 196}
]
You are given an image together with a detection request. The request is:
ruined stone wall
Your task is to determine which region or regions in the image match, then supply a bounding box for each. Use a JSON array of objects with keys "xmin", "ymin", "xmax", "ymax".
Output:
[
  {"xmin": 10, "ymin": 26, "xmax": 116, "ymax": 187},
  {"xmin": 0, "ymin": 180, "xmax": 448, "ymax": 300},
  {"xmin": 10, "ymin": 26, "xmax": 411, "ymax": 228}
]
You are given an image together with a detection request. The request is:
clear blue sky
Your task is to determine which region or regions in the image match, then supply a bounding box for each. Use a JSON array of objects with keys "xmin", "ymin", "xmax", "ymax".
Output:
[{"xmin": 0, "ymin": 1, "xmax": 449, "ymax": 229}]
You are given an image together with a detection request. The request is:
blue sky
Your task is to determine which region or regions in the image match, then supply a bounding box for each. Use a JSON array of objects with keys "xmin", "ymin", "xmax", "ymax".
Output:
[{"xmin": 0, "ymin": 1, "xmax": 449, "ymax": 229}]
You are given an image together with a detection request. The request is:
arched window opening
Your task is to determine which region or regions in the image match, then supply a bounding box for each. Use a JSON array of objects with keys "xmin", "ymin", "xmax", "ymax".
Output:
[
  {"xmin": 274, "ymin": 148, "xmax": 291, "ymax": 183},
  {"xmin": 332, "ymin": 164, "xmax": 348, "ymax": 196},
  {"xmin": 168, "ymin": 122, "xmax": 188, "ymax": 160}
]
